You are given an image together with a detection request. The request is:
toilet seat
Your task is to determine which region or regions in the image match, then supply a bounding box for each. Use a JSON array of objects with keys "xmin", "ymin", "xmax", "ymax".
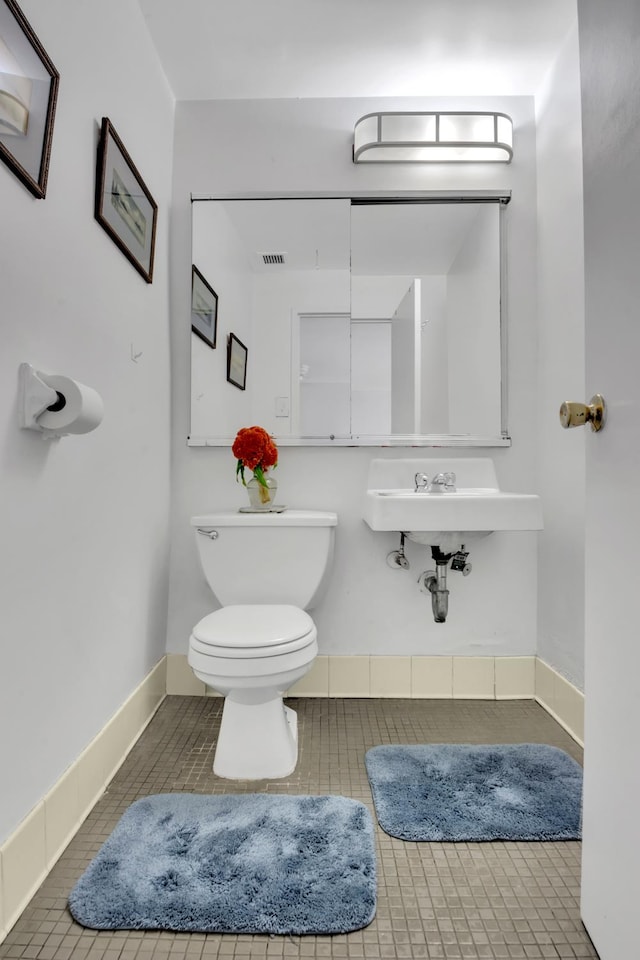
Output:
[{"xmin": 191, "ymin": 604, "xmax": 316, "ymax": 659}]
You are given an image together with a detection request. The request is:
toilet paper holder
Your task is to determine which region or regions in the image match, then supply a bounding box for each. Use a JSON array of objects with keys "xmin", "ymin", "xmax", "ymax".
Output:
[{"xmin": 18, "ymin": 362, "xmax": 104, "ymax": 439}]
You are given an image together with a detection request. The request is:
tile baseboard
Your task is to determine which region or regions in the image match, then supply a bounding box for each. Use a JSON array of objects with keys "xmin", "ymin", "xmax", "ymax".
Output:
[
  {"xmin": 0, "ymin": 658, "xmax": 166, "ymax": 944},
  {"xmin": 534, "ymin": 657, "xmax": 584, "ymax": 746},
  {"xmin": 166, "ymin": 652, "xmax": 582, "ymax": 740}
]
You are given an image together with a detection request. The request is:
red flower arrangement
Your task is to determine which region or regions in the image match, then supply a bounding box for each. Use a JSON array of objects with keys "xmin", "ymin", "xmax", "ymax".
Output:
[{"xmin": 232, "ymin": 426, "xmax": 278, "ymax": 495}]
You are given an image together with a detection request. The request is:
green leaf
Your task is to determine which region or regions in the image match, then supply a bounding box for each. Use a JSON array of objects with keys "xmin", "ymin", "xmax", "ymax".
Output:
[{"xmin": 253, "ymin": 464, "xmax": 268, "ymax": 488}]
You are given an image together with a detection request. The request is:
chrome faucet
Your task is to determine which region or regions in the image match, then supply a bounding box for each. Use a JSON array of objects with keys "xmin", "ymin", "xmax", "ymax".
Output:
[
  {"xmin": 429, "ymin": 471, "xmax": 457, "ymax": 493},
  {"xmin": 415, "ymin": 470, "xmax": 457, "ymax": 493},
  {"xmin": 414, "ymin": 472, "xmax": 430, "ymax": 492}
]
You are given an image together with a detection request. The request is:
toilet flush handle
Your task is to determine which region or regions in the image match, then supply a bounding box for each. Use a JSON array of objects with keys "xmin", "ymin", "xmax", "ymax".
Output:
[{"xmin": 197, "ymin": 528, "xmax": 219, "ymax": 539}]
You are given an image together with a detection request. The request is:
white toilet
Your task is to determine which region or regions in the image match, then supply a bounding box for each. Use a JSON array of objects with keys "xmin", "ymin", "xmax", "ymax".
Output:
[{"xmin": 188, "ymin": 509, "xmax": 337, "ymax": 780}]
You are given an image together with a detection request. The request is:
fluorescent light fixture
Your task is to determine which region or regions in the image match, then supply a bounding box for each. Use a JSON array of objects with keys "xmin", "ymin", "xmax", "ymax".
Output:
[{"xmin": 353, "ymin": 112, "xmax": 513, "ymax": 163}]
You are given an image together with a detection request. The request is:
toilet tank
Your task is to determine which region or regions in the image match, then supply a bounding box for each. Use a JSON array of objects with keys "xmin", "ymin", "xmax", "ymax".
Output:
[{"xmin": 191, "ymin": 510, "xmax": 338, "ymax": 609}]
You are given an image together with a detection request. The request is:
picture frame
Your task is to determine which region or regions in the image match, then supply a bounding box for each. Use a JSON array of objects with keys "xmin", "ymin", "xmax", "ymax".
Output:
[
  {"xmin": 227, "ymin": 332, "xmax": 248, "ymax": 390},
  {"xmin": 0, "ymin": 0, "xmax": 59, "ymax": 198},
  {"xmin": 191, "ymin": 265, "xmax": 218, "ymax": 348},
  {"xmin": 95, "ymin": 117, "xmax": 157, "ymax": 283}
]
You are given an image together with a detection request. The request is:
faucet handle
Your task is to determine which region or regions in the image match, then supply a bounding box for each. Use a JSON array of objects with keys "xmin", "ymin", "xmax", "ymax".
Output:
[{"xmin": 414, "ymin": 471, "xmax": 429, "ymax": 492}]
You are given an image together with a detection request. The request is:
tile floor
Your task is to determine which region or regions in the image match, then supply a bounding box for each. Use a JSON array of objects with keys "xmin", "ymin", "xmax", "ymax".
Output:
[{"xmin": 0, "ymin": 697, "xmax": 599, "ymax": 960}]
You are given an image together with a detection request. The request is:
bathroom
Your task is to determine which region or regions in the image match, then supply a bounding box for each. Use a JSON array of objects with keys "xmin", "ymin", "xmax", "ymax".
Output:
[{"xmin": 0, "ymin": 0, "xmax": 636, "ymax": 957}]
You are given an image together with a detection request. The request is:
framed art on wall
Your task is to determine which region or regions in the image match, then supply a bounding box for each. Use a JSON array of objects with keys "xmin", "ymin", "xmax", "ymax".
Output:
[
  {"xmin": 227, "ymin": 333, "xmax": 248, "ymax": 390},
  {"xmin": 191, "ymin": 265, "xmax": 218, "ymax": 348},
  {"xmin": 0, "ymin": 0, "xmax": 59, "ymax": 198},
  {"xmin": 95, "ymin": 117, "xmax": 157, "ymax": 283}
]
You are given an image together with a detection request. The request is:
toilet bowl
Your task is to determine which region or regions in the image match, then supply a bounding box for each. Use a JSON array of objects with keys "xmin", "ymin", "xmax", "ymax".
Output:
[
  {"xmin": 189, "ymin": 510, "xmax": 337, "ymax": 779},
  {"xmin": 189, "ymin": 604, "xmax": 317, "ymax": 779}
]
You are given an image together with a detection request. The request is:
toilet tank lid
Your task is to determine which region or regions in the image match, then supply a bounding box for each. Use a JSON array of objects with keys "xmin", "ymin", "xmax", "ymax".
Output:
[{"xmin": 191, "ymin": 509, "xmax": 337, "ymax": 527}]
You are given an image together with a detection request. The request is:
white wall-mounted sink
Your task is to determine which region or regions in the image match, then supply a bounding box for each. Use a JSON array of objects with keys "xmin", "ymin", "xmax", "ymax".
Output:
[{"xmin": 363, "ymin": 458, "xmax": 542, "ymax": 551}]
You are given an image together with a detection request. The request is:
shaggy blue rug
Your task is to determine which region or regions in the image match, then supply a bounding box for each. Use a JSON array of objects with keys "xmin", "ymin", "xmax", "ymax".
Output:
[
  {"xmin": 68, "ymin": 794, "xmax": 376, "ymax": 934},
  {"xmin": 365, "ymin": 743, "xmax": 582, "ymax": 842}
]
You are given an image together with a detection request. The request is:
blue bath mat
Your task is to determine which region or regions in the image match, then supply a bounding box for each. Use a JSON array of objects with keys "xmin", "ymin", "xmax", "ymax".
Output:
[
  {"xmin": 68, "ymin": 793, "xmax": 376, "ymax": 934},
  {"xmin": 365, "ymin": 743, "xmax": 582, "ymax": 842}
]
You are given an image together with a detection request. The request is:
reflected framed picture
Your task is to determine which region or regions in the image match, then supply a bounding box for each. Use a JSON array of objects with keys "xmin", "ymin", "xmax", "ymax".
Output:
[
  {"xmin": 95, "ymin": 117, "xmax": 157, "ymax": 283},
  {"xmin": 191, "ymin": 265, "xmax": 218, "ymax": 348},
  {"xmin": 0, "ymin": 0, "xmax": 59, "ymax": 198},
  {"xmin": 227, "ymin": 332, "xmax": 248, "ymax": 390}
]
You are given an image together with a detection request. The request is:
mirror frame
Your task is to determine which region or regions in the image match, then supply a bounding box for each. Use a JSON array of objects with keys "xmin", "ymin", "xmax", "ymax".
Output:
[{"xmin": 188, "ymin": 189, "xmax": 511, "ymax": 448}]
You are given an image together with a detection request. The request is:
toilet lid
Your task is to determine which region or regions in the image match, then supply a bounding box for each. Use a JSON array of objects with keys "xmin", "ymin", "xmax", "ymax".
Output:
[{"xmin": 192, "ymin": 604, "xmax": 315, "ymax": 649}]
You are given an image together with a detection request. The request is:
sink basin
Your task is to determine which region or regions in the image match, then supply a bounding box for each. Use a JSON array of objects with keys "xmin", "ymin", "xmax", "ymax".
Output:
[{"xmin": 363, "ymin": 458, "xmax": 542, "ymax": 550}]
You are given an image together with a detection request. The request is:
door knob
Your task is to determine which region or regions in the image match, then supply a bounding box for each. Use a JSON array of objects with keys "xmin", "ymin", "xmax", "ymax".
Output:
[{"xmin": 559, "ymin": 394, "xmax": 605, "ymax": 432}]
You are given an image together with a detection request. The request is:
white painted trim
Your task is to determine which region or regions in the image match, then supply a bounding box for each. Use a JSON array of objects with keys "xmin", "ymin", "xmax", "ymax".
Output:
[
  {"xmin": 534, "ymin": 657, "xmax": 584, "ymax": 747},
  {"xmin": 0, "ymin": 658, "xmax": 166, "ymax": 945}
]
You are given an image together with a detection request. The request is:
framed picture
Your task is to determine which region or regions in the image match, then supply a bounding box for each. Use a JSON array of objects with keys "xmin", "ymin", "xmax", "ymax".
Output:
[
  {"xmin": 95, "ymin": 117, "xmax": 157, "ymax": 283},
  {"xmin": 227, "ymin": 332, "xmax": 248, "ymax": 390},
  {"xmin": 191, "ymin": 265, "xmax": 218, "ymax": 348},
  {"xmin": 0, "ymin": 0, "xmax": 59, "ymax": 198}
]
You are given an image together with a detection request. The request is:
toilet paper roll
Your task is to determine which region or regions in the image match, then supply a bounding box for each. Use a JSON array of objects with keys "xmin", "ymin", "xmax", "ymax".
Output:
[{"xmin": 36, "ymin": 374, "xmax": 104, "ymax": 436}]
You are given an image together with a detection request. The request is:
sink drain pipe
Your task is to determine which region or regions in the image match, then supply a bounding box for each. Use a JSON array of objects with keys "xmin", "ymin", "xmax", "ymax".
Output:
[
  {"xmin": 418, "ymin": 546, "xmax": 453, "ymax": 623},
  {"xmin": 420, "ymin": 566, "xmax": 449, "ymax": 622}
]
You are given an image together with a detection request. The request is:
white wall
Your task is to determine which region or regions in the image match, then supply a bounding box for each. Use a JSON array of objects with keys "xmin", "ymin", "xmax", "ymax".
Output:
[
  {"xmin": 0, "ymin": 0, "xmax": 174, "ymax": 844},
  {"xmin": 168, "ymin": 95, "xmax": 542, "ymax": 660},
  {"xmin": 535, "ymin": 24, "xmax": 586, "ymax": 688}
]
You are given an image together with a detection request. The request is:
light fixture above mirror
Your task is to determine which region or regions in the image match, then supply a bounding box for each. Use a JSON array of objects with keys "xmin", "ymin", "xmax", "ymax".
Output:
[{"xmin": 353, "ymin": 112, "xmax": 513, "ymax": 164}]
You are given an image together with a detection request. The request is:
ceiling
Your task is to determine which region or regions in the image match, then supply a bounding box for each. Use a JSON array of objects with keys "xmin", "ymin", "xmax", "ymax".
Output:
[{"xmin": 137, "ymin": 0, "xmax": 577, "ymax": 102}]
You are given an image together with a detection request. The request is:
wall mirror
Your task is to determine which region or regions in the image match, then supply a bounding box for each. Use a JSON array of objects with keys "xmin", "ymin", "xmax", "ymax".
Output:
[{"xmin": 189, "ymin": 193, "xmax": 510, "ymax": 446}]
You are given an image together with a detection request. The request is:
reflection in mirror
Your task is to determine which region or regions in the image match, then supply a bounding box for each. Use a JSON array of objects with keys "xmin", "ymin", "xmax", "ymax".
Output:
[{"xmin": 190, "ymin": 196, "xmax": 508, "ymax": 446}]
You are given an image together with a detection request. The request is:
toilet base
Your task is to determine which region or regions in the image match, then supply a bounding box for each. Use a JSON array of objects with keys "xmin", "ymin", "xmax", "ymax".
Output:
[{"xmin": 213, "ymin": 694, "xmax": 298, "ymax": 779}]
